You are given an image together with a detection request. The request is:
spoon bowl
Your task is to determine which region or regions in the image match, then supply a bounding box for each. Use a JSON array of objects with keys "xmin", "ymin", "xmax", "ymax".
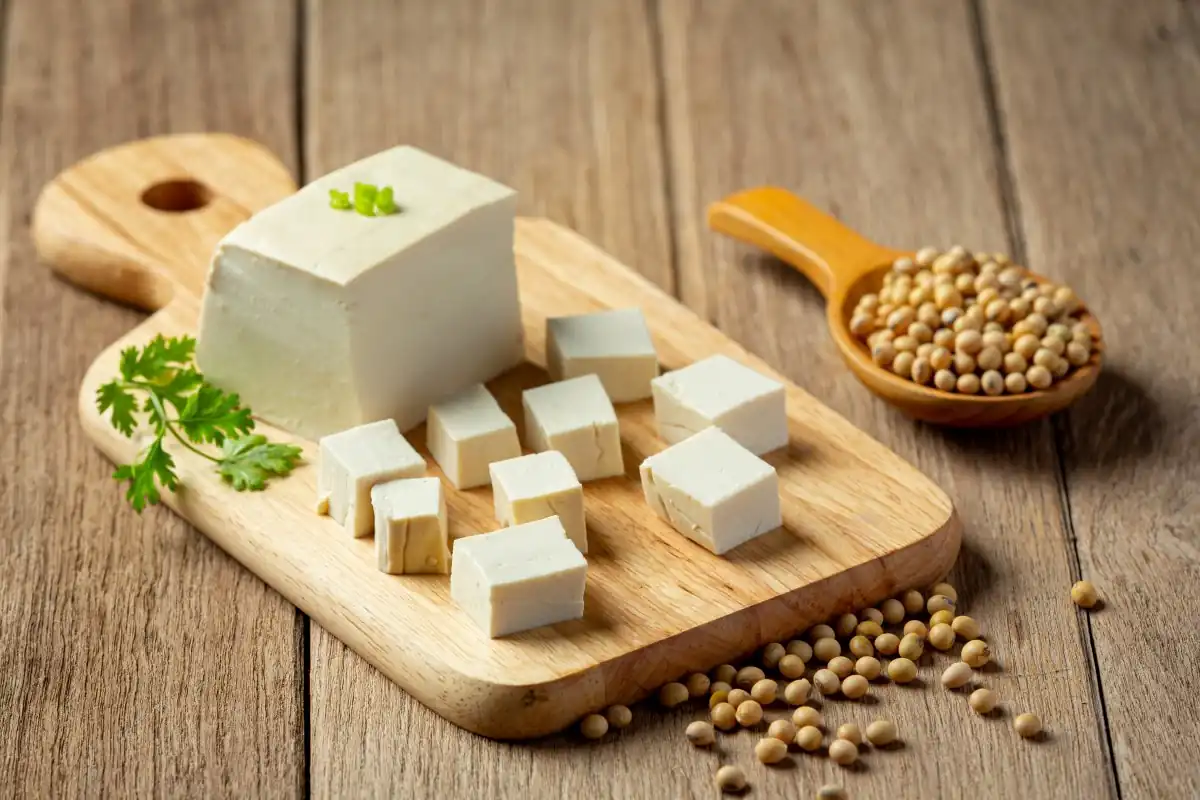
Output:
[{"xmin": 707, "ymin": 187, "xmax": 1103, "ymax": 427}]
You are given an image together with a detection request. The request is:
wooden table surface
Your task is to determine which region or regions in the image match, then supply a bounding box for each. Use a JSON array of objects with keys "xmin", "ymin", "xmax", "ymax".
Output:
[{"xmin": 1, "ymin": 1, "xmax": 1197, "ymax": 798}]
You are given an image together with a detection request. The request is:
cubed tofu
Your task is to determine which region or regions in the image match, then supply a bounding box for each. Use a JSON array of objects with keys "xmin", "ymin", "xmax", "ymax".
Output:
[
  {"xmin": 522, "ymin": 375, "xmax": 624, "ymax": 481},
  {"xmin": 317, "ymin": 419, "xmax": 426, "ymax": 537},
  {"xmin": 639, "ymin": 427, "xmax": 782, "ymax": 555},
  {"xmin": 427, "ymin": 384, "xmax": 521, "ymax": 489},
  {"xmin": 450, "ymin": 516, "xmax": 588, "ymax": 638},
  {"xmin": 371, "ymin": 477, "xmax": 449, "ymax": 574},
  {"xmin": 546, "ymin": 308, "xmax": 659, "ymax": 402},
  {"xmin": 489, "ymin": 451, "xmax": 587, "ymax": 553},
  {"xmin": 196, "ymin": 146, "xmax": 524, "ymax": 440},
  {"xmin": 651, "ymin": 354, "xmax": 788, "ymax": 455}
]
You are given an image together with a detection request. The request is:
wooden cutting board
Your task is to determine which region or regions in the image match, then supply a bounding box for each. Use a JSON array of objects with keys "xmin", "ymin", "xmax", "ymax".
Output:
[{"xmin": 33, "ymin": 133, "xmax": 961, "ymax": 740}]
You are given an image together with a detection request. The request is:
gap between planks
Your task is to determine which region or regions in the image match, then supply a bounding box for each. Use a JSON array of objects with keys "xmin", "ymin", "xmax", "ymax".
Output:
[
  {"xmin": 645, "ymin": 0, "xmax": 682, "ymax": 305},
  {"xmin": 967, "ymin": 1, "xmax": 1121, "ymax": 796},
  {"xmin": 0, "ymin": 0, "xmax": 13, "ymax": 362},
  {"xmin": 294, "ymin": 0, "xmax": 313, "ymax": 796}
]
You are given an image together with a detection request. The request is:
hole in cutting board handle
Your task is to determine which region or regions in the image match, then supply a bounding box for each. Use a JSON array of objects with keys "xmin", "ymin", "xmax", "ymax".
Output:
[{"xmin": 140, "ymin": 179, "xmax": 212, "ymax": 213}]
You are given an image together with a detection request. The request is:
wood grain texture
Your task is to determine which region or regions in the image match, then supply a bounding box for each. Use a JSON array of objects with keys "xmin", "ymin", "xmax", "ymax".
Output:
[
  {"xmin": 0, "ymin": 2, "xmax": 305, "ymax": 798},
  {"xmin": 983, "ymin": 0, "xmax": 1200, "ymax": 796},
  {"xmin": 658, "ymin": 1, "xmax": 1113, "ymax": 797},
  {"xmin": 304, "ymin": 0, "xmax": 674, "ymax": 293},
  {"xmin": 34, "ymin": 132, "xmax": 960, "ymax": 741},
  {"xmin": 6, "ymin": 0, "xmax": 1196, "ymax": 797}
]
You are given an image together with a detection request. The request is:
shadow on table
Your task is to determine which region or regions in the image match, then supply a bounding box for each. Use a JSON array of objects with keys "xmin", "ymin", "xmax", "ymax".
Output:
[
  {"xmin": 945, "ymin": 539, "xmax": 998, "ymax": 610},
  {"xmin": 919, "ymin": 366, "xmax": 1167, "ymax": 473},
  {"xmin": 1056, "ymin": 365, "xmax": 1176, "ymax": 468},
  {"xmin": 741, "ymin": 251, "xmax": 825, "ymax": 300}
]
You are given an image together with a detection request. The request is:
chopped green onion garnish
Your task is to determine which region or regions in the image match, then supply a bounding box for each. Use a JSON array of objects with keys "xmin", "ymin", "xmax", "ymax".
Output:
[
  {"xmin": 375, "ymin": 186, "xmax": 397, "ymax": 215},
  {"xmin": 330, "ymin": 183, "xmax": 399, "ymax": 216},
  {"xmin": 329, "ymin": 189, "xmax": 352, "ymax": 210},
  {"xmin": 353, "ymin": 183, "xmax": 377, "ymax": 216}
]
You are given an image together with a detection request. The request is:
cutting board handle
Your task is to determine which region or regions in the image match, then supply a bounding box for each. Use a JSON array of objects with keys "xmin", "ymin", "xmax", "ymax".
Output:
[
  {"xmin": 706, "ymin": 186, "xmax": 900, "ymax": 300},
  {"xmin": 32, "ymin": 133, "xmax": 297, "ymax": 311}
]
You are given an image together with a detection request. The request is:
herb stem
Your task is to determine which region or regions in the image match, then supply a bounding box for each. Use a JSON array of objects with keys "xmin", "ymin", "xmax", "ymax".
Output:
[
  {"xmin": 144, "ymin": 390, "xmax": 219, "ymax": 464},
  {"xmin": 166, "ymin": 422, "xmax": 222, "ymax": 463}
]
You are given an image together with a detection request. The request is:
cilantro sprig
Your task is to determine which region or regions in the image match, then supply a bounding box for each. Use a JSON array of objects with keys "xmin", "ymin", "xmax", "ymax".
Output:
[
  {"xmin": 96, "ymin": 335, "xmax": 302, "ymax": 512},
  {"xmin": 329, "ymin": 183, "xmax": 399, "ymax": 216}
]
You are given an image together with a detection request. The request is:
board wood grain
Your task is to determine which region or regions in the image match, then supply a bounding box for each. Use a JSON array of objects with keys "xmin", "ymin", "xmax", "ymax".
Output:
[
  {"xmin": 34, "ymin": 133, "xmax": 959, "ymax": 740},
  {"xmin": 984, "ymin": 1, "xmax": 1200, "ymax": 796},
  {"xmin": 0, "ymin": 1, "xmax": 306, "ymax": 798}
]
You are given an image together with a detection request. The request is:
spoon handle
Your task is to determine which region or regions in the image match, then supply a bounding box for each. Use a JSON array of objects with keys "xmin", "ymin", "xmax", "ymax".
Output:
[{"xmin": 707, "ymin": 187, "xmax": 901, "ymax": 300}]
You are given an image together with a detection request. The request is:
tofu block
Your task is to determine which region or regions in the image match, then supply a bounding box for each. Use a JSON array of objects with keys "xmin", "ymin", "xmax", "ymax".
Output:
[
  {"xmin": 317, "ymin": 419, "xmax": 426, "ymax": 537},
  {"xmin": 427, "ymin": 384, "xmax": 521, "ymax": 489},
  {"xmin": 522, "ymin": 375, "xmax": 624, "ymax": 481},
  {"xmin": 489, "ymin": 451, "xmax": 587, "ymax": 553},
  {"xmin": 546, "ymin": 308, "xmax": 659, "ymax": 402},
  {"xmin": 639, "ymin": 427, "xmax": 782, "ymax": 555},
  {"xmin": 196, "ymin": 146, "xmax": 524, "ymax": 440},
  {"xmin": 651, "ymin": 354, "xmax": 788, "ymax": 455},
  {"xmin": 371, "ymin": 477, "xmax": 449, "ymax": 574},
  {"xmin": 450, "ymin": 517, "xmax": 588, "ymax": 638}
]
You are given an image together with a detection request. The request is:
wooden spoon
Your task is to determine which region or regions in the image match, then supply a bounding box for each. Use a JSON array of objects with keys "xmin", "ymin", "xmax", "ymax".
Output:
[{"xmin": 707, "ymin": 186, "xmax": 1103, "ymax": 427}]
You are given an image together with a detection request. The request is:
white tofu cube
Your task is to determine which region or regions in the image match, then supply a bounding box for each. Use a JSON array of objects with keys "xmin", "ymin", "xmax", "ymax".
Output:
[
  {"xmin": 426, "ymin": 384, "xmax": 521, "ymax": 489},
  {"xmin": 450, "ymin": 516, "xmax": 588, "ymax": 638},
  {"xmin": 651, "ymin": 354, "xmax": 788, "ymax": 455},
  {"xmin": 639, "ymin": 427, "xmax": 782, "ymax": 555},
  {"xmin": 522, "ymin": 375, "xmax": 624, "ymax": 481},
  {"xmin": 489, "ymin": 451, "xmax": 587, "ymax": 553},
  {"xmin": 317, "ymin": 419, "xmax": 426, "ymax": 537},
  {"xmin": 546, "ymin": 308, "xmax": 659, "ymax": 402},
  {"xmin": 196, "ymin": 146, "xmax": 524, "ymax": 440},
  {"xmin": 371, "ymin": 477, "xmax": 449, "ymax": 575}
]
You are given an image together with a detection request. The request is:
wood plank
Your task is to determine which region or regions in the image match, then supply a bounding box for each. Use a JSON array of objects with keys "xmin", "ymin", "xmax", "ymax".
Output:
[
  {"xmin": 303, "ymin": 0, "xmax": 674, "ymax": 293},
  {"xmin": 0, "ymin": 2, "xmax": 305, "ymax": 797},
  {"xmin": 658, "ymin": 1, "xmax": 1114, "ymax": 798},
  {"xmin": 982, "ymin": 1, "xmax": 1200, "ymax": 796},
  {"xmin": 301, "ymin": 0, "xmax": 689, "ymax": 793}
]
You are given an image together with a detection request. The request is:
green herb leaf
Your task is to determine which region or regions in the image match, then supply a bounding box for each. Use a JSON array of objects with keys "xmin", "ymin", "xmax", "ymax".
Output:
[
  {"xmin": 217, "ymin": 434, "xmax": 304, "ymax": 491},
  {"xmin": 144, "ymin": 366, "xmax": 205, "ymax": 425},
  {"xmin": 329, "ymin": 189, "xmax": 351, "ymax": 210},
  {"xmin": 176, "ymin": 385, "xmax": 255, "ymax": 445},
  {"xmin": 119, "ymin": 334, "xmax": 196, "ymax": 382},
  {"xmin": 96, "ymin": 380, "xmax": 139, "ymax": 437},
  {"xmin": 102, "ymin": 333, "xmax": 298, "ymax": 509},
  {"xmin": 353, "ymin": 182, "xmax": 377, "ymax": 217},
  {"xmin": 375, "ymin": 185, "xmax": 397, "ymax": 215},
  {"xmin": 112, "ymin": 438, "xmax": 178, "ymax": 513}
]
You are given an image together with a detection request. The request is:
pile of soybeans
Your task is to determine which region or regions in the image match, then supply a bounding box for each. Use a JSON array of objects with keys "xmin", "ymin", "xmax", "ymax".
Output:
[{"xmin": 848, "ymin": 247, "xmax": 1097, "ymax": 395}]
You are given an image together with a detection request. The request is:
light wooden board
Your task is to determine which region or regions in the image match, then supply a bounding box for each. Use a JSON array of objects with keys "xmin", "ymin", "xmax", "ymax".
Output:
[
  {"xmin": 0, "ymin": 1, "xmax": 307, "ymax": 797},
  {"xmin": 984, "ymin": 0, "xmax": 1200, "ymax": 796},
  {"xmin": 34, "ymin": 133, "xmax": 959, "ymax": 740}
]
